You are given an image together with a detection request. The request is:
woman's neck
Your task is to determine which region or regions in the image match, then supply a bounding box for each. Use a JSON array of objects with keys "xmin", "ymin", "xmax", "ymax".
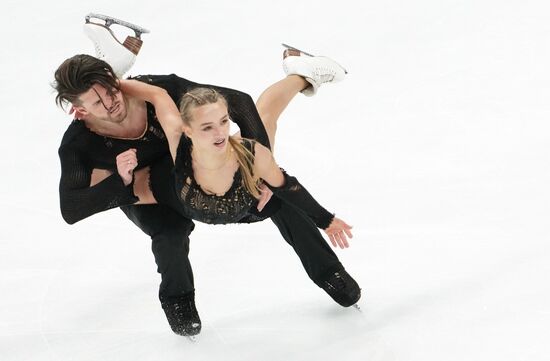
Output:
[{"xmin": 192, "ymin": 144, "xmax": 233, "ymax": 171}]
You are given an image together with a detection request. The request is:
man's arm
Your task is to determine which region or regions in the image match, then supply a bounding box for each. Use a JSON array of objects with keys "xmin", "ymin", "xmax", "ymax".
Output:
[
  {"xmin": 59, "ymin": 145, "xmax": 138, "ymax": 224},
  {"xmin": 157, "ymin": 74, "xmax": 270, "ymax": 149},
  {"xmin": 133, "ymin": 74, "xmax": 271, "ymax": 149},
  {"xmin": 207, "ymin": 84, "xmax": 272, "ymax": 150}
]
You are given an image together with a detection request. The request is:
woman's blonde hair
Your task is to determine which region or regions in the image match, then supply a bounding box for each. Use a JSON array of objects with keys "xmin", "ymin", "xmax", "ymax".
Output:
[{"xmin": 180, "ymin": 87, "xmax": 262, "ymax": 198}]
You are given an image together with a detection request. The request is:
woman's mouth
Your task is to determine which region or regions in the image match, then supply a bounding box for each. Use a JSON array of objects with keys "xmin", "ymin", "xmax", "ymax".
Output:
[{"xmin": 214, "ymin": 138, "xmax": 226, "ymax": 148}]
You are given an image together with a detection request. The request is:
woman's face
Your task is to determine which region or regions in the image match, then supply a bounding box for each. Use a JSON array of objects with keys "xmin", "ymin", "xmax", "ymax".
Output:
[{"xmin": 184, "ymin": 100, "xmax": 231, "ymax": 153}]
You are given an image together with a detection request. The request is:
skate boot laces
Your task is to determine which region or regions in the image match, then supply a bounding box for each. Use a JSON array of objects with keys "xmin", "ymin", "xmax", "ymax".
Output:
[
  {"xmin": 312, "ymin": 66, "xmax": 337, "ymax": 84},
  {"xmin": 320, "ymin": 269, "xmax": 361, "ymax": 307},
  {"xmin": 324, "ymin": 271, "xmax": 347, "ymax": 291},
  {"xmin": 162, "ymin": 294, "xmax": 202, "ymax": 336}
]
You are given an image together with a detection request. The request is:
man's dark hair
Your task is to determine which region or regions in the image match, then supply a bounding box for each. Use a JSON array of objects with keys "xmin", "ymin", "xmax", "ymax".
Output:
[{"xmin": 53, "ymin": 54, "xmax": 120, "ymax": 110}]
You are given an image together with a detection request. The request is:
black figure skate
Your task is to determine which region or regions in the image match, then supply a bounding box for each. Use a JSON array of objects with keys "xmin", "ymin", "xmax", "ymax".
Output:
[
  {"xmin": 318, "ymin": 268, "xmax": 361, "ymax": 307},
  {"xmin": 161, "ymin": 292, "xmax": 202, "ymax": 340}
]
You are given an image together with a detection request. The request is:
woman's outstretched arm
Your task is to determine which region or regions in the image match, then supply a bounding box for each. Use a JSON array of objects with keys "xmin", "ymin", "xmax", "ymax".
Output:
[{"xmin": 253, "ymin": 143, "xmax": 353, "ymax": 249}]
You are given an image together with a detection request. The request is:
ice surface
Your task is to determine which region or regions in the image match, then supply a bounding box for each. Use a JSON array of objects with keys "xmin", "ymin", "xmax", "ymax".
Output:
[{"xmin": 1, "ymin": 0, "xmax": 549, "ymax": 360}]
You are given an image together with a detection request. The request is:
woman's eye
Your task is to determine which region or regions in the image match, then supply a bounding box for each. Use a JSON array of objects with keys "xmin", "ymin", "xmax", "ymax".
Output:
[{"xmin": 203, "ymin": 126, "xmax": 212, "ymax": 131}]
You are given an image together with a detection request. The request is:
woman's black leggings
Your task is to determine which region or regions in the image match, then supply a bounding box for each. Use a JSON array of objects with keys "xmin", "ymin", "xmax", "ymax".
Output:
[{"xmin": 270, "ymin": 202, "xmax": 343, "ymax": 284}]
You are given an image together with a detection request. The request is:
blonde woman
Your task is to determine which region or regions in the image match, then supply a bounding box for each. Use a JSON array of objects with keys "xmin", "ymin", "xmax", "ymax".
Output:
[{"xmin": 120, "ymin": 62, "xmax": 361, "ymax": 315}]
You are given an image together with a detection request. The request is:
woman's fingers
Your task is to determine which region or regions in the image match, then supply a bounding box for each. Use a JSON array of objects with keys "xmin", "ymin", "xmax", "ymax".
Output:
[{"xmin": 256, "ymin": 183, "xmax": 273, "ymax": 211}]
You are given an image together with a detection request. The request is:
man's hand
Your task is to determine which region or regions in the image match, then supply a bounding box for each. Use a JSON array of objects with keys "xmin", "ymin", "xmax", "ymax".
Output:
[
  {"xmin": 256, "ymin": 182, "xmax": 273, "ymax": 212},
  {"xmin": 323, "ymin": 217, "xmax": 353, "ymax": 249},
  {"xmin": 116, "ymin": 149, "xmax": 138, "ymax": 186}
]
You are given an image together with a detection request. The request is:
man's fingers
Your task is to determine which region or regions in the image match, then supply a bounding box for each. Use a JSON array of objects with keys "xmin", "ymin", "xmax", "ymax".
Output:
[
  {"xmin": 116, "ymin": 149, "xmax": 137, "ymax": 158},
  {"xmin": 117, "ymin": 152, "xmax": 138, "ymax": 164}
]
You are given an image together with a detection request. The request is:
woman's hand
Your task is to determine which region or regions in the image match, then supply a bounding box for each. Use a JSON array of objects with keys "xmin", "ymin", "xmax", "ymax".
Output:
[
  {"xmin": 116, "ymin": 149, "xmax": 138, "ymax": 186},
  {"xmin": 323, "ymin": 217, "xmax": 353, "ymax": 249},
  {"xmin": 256, "ymin": 182, "xmax": 273, "ymax": 212}
]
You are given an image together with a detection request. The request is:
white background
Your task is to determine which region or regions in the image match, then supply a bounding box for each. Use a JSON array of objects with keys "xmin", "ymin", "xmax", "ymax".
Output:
[{"xmin": 1, "ymin": 0, "xmax": 549, "ymax": 360}]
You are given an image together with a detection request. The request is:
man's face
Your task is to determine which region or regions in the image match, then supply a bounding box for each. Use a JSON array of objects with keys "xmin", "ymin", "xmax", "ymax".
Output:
[{"xmin": 74, "ymin": 84, "xmax": 127, "ymax": 123}]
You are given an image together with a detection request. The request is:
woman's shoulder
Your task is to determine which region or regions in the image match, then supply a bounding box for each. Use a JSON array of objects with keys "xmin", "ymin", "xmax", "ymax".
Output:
[{"xmin": 232, "ymin": 136, "xmax": 257, "ymax": 153}]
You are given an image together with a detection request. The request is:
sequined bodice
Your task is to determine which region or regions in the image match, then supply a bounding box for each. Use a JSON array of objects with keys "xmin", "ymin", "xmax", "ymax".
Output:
[{"xmin": 173, "ymin": 137, "xmax": 262, "ymax": 224}]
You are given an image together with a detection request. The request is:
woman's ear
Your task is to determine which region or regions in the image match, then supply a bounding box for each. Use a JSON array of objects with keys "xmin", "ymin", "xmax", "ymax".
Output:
[{"xmin": 182, "ymin": 124, "xmax": 192, "ymax": 138}]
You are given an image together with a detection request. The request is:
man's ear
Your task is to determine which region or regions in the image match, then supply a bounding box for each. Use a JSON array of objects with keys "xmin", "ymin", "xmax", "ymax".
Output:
[{"xmin": 71, "ymin": 105, "xmax": 88, "ymax": 121}]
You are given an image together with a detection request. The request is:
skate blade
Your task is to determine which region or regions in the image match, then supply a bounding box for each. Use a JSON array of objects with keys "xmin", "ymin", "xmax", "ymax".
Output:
[
  {"xmin": 281, "ymin": 43, "xmax": 348, "ymax": 74},
  {"xmin": 85, "ymin": 13, "xmax": 150, "ymax": 37},
  {"xmin": 352, "ymin": 304, "xmax": 362, "ymax": 312},
  {"xmin": 281, "ymin": 43, "xmax": 315, "ymax": 57}
]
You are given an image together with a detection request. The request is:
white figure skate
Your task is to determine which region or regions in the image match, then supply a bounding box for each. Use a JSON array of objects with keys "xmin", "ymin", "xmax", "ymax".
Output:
[
  {"xmin": 282, "ymin": 43, "xmax": 347, "ymax": 96},
  {"xmin": 84, "ymin": 13, "xmax": 150, "ymax": 77}
]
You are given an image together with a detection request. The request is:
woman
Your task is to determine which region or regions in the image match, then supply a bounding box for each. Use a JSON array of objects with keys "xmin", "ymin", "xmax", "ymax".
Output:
[{"xmin": 120, "ymin": 63, "xmax": 361, "ymax": 310}]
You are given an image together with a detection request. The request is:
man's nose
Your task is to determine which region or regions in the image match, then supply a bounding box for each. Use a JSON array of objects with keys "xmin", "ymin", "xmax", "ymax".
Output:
[{"xmin": 103, "ymin": 96, "xmax": 115, "ymax": 111}]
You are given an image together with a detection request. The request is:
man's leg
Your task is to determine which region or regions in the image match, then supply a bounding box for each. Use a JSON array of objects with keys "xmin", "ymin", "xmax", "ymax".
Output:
[
  {"xmin": 270, "ymin": 203, "xmax": 361, "ymax": 307},
  {"xmin": 119, "ymin": 204, "xmax": 201, "ymax": 336}
]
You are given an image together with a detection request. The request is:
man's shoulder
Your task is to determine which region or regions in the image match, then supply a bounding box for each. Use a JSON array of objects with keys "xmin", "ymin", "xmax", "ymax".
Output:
[{"xmin": 58, "ymin": 120, "xmax": 91, "ymax": 151}]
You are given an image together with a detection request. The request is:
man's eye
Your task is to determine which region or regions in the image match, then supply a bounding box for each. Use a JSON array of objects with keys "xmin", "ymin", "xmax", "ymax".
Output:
[{"xmin": 222, "ymin": 119, "xmax": 229, "ymax": 124}]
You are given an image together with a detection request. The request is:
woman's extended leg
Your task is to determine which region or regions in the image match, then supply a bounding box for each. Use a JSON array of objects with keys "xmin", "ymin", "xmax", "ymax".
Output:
[
  {"xmin": 270, "ymin": 202, "xmax": 361, "ymax": 307},
  {"xmin": 255, "ymin": 49, "xmax": 348, "ymax": 152},
  {"xmin": 255, "ymin": 75, "xmax": 308, "ymax": 151}
]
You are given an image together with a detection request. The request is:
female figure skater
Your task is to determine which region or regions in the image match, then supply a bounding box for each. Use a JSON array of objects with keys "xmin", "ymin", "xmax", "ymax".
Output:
[{"xmin": 119, "ymin": 57, "xmax": 362, "ymax": 324}]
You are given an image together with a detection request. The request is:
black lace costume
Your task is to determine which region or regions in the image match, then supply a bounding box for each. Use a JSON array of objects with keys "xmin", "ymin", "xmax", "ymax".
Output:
[
  {"xmin": 57, "ymin": 73, "xmax": 283, "ymax": 303},
  {"xmin": 172, "ymin": 137, "xmax": 259, "ymax": 224},
  {"xmin": 58, "ymin": 74, "xmax": 273, "ymax": 224},
  {"xmin": 58, "ymin": 73, "xmax": 342, "ymax": 300},
  {"xmin": 160, "ymin": 135, "xmax": 335, "ymax": 229}
]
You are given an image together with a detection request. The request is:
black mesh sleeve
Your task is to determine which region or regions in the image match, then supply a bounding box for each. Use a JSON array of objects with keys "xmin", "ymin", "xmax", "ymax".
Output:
[
  {"xmin": 58, "ymin": 146, "xmax": 138, "ymax": 224},
  {"xmin": 267, "ymin": 170, "xmax": 335, "ymax": 229}
]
